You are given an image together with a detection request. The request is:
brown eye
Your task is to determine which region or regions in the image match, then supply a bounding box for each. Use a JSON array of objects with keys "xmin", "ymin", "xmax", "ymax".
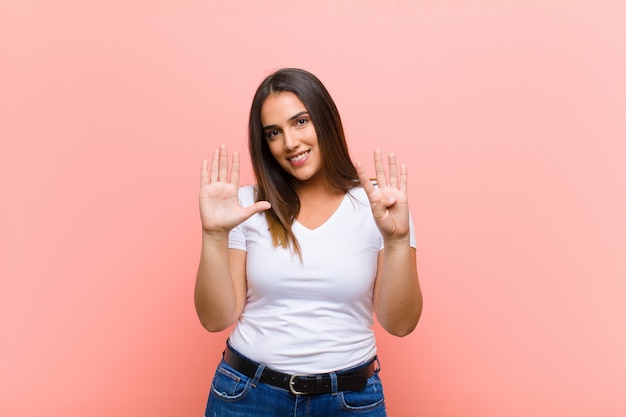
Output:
[{"xmin": 265, "ymin": 129, "xmax": 280, "ymax": 140}]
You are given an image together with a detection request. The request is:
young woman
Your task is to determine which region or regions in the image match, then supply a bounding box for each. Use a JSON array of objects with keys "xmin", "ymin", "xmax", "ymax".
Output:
[{"xmin": 195, "ymin": 68, "xmax": 422, "ymax": 416}]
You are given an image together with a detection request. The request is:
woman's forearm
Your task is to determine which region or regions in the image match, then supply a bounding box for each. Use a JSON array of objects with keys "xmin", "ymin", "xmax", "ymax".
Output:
[
  {"xmin": 375, "ymin": 239, "xmax": 422, "ymax": 337},
  {"xmin": 194, "ymin": 232, "xmax": 244, "ymax": 332}
]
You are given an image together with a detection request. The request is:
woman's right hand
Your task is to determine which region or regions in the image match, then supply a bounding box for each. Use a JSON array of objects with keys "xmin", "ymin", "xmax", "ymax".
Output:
[{"xmin": 200, "ymin": 145, "xmax": 271, "ymax": 234}]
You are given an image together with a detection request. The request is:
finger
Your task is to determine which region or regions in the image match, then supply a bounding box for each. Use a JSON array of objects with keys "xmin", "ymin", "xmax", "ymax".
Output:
[
  {"xmin": 356, "ymin": 161, "xmax": 376, "ymax": 195},
  {"xmin": 388, "ymin": 152, "xmax": 398, "ymax": 189},
  {"xmin": 230, "ymin": 150, "xmax": 240, "ymax": 186},
  {"xmin": 201, "ymin": 159, "xmax": 208, "ymax": 185},
  {"xmin": 374, "ymin": 149, "xmax": 388, "ymax": 188},
  {"xmin": 400, "ymin": 163, "xmax": 408, "ymax": 194},
  {"xmin": 218, "ymin": 144, "xmax": 228, "ymax": 181},
  {"xmin": 210, "ymin": 148, "xmax": 219, "ymax": 182}
]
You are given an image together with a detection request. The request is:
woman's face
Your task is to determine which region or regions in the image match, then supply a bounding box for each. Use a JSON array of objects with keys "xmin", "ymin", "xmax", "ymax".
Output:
[{"xmin": 261, "ymin": 92, "xmax": 322, "ymax": 184}]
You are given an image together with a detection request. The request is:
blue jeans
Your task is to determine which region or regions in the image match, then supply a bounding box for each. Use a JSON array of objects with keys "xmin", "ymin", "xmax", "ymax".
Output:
[{"xmin": 204, "ymin": 349, "xmax": 387, "ymax": 417}]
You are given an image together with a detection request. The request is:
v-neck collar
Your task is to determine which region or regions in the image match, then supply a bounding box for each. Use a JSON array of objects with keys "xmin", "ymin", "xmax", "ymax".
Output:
[{"xmin": 293, "ymin": 193, "xmax": 349, "ymax": 234}]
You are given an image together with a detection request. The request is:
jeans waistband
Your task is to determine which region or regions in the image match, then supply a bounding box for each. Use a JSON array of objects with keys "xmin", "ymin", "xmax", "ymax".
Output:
[{"xmin": 223, "ymin": 343, "xmax": 378, "ymax": 395}]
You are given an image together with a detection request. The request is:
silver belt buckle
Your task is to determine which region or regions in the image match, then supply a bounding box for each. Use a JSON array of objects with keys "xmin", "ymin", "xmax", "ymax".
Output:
[{"xmin": 289, "ymin": 374, "xmax": 310, "ymax": 395}]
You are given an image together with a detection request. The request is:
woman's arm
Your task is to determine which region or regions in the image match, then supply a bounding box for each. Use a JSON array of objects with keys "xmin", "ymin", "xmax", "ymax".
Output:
[
  {"xmin": 194, "ymin": 236, "xmax": 247, "ymax": 332},
  {"xmin": 357, "ymin": 149, "xmax": 423, "ymax": 337},
  {"xmin": 374, "ymin": 244, "xmax": 422, "ymax": 337},
  {"xmin": 194, "ymin": 145, "xmax": 270, "ymax": 332}
]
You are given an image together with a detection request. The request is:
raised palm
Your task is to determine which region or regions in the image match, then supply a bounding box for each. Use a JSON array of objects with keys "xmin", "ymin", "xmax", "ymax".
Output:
[
  {"xmin": 200, "ymin": 145, "xmax": 270, "ymax": 233},
  {"xmin": 356, "ymin": 150, "xmax": 410, "ymax": 240}
]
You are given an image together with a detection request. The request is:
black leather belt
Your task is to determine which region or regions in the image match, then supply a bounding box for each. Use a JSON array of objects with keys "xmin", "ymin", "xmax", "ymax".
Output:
[{"xmin": 223, "ymin": 345, "xmax": 377, "ymax": 395}]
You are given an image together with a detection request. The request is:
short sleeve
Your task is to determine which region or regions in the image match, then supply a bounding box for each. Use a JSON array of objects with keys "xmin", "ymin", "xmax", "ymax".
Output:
[
  {"xmin": 227, "ymin": 186, "xmax": 256, "ymax": 251},
  {"xmin": 228, "ymin": 223, "xmax": 246, "ymax": 251}
]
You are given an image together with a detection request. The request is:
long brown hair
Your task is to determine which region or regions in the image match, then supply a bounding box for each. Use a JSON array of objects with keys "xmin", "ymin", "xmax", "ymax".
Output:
[{"xmin": 248, "ymin": 68, "xmax": 359, "ymax": 256}]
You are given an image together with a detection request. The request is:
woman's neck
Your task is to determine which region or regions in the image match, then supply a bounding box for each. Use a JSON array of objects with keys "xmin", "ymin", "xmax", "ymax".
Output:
[
  {"xmin": 294, "ymin": 177, "xmax": 346, "ymax": 230},
  {"xmin": 294, "ymin": 175, "xmax": 343, "ymax": 202}
]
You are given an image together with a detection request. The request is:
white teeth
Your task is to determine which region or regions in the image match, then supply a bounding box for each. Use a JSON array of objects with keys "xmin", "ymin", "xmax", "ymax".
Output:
[{"xmin": 289, "ymin": 151, "xmax": 308, "ymax": 162}]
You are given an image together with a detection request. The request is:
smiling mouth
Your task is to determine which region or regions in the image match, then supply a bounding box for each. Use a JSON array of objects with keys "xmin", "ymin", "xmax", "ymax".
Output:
[{"xmin": 288, "ymin": 150, "xmax": 310, "ymax": 163}]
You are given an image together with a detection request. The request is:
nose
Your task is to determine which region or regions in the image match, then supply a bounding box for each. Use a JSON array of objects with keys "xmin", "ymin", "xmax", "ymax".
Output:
[{"xmin": 283, "ymin": 129, "xmax": 300, "ymax": 151}]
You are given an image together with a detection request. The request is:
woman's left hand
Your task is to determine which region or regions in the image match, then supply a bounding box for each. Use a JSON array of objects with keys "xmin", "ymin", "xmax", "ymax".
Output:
[{"xmin": 356, "ymin": 149, "xmax": 410, "ymax": 240}]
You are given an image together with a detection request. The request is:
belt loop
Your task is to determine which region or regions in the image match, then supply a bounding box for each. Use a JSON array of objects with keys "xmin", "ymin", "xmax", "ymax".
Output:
[
  {"xmin": 374, "ymin": 356, "xmax": 381, "ymax": 373},
  {"xmin": 251, "ymin": 362, "xmax": 265, "ymax": 388},
  {"xmin": 329, "ymin": 371, "xmax": 339, "ymax": 395}
]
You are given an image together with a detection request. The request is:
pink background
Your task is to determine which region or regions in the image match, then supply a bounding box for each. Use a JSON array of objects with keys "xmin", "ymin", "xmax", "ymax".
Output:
[{"xmin": 1, "ymin": 1, "xmax": 625, "ymax": 416}]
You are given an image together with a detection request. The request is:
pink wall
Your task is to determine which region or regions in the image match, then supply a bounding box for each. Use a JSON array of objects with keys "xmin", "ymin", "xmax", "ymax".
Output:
[{"xmin": 1, "ymin": 1, "xmax": 625, "ymax": 416}]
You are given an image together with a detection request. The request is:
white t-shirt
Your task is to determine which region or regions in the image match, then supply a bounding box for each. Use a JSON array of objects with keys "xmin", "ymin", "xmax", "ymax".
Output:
[{"xmin": 227, "ymin": 185, "xmax": 416, "ymax": 374}]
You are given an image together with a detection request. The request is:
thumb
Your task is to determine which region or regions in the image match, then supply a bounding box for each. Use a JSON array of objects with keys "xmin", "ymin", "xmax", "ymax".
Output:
[
  {"xmin": 243, "ymin": 201, "xmax": 271, "ymax": 219},
  {"xmin": 375, "ymin": 195, "xmax": 396, "ymax": 210}
]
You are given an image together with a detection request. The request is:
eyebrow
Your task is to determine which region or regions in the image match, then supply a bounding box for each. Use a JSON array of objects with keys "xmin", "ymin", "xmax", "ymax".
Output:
[{"xmin": 262, "ymin": 111, "xmax": 310, "ymax": 131}]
